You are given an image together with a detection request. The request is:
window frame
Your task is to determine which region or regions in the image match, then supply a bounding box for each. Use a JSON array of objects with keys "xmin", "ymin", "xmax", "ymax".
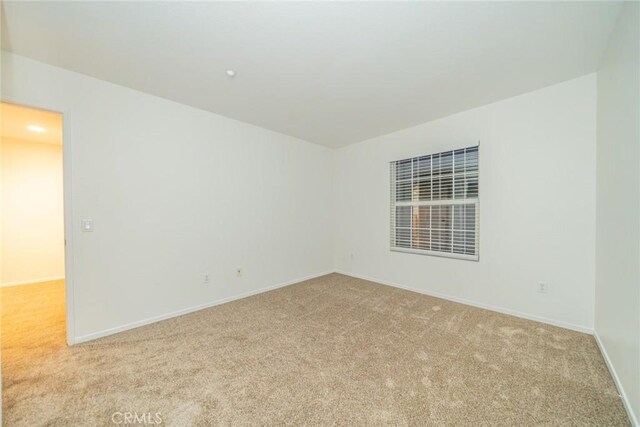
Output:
[{"xmin": 390, "ymin": 146, "xmax": 480, "ymax": 262}]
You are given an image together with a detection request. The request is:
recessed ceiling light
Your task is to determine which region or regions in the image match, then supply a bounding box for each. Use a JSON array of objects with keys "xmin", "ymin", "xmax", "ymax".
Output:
[
  {"xmin": 26, "ymin": 125, "xmax": 46, "ymax": 133},
  {"xmin": 226, "ymin": 69, "xmax": 236, "ymax": 77}
]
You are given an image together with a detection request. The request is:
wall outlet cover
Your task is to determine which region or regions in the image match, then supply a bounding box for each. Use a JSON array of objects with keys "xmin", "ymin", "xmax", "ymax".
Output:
[{"xmin": 537, "ymin": 282, "xmax": 549, "ymax": 294}]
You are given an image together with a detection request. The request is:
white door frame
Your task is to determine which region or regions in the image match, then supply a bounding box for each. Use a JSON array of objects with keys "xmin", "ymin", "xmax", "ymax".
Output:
[{"xmin": 1, "ymin": 96, "xmax": 77, "ymax": 345}]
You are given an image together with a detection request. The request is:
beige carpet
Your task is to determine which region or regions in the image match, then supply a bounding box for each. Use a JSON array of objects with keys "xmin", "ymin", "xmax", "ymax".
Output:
[{"xmin": 1, "ymin": 274, "xmax": 629, "ymax": 426}]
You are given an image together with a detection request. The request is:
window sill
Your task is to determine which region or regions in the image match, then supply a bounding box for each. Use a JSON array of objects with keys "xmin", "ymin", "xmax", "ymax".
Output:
[{"xmin": 390, "ymin": 247, "xmax": 479, "ymax": 261}]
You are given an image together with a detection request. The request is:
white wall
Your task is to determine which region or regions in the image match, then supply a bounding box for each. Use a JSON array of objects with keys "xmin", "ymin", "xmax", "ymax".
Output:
[
  {"xmin": 1, "ymin": 52, "xmax": 334, "ymax": 341},
  {"xmin": 0, "ymin": 46, "xmax": 624, "ymax": 364},
  {"xmin": 1, "ymin": 138, "xmax": 65, "ymax": 285},
  {"xmin": 334, "ymin": 74, "xmax": 597, "ymax": 332},
  {"xmin": 595, "ymin": 1, "xmax": 640, "ymax": 424}
]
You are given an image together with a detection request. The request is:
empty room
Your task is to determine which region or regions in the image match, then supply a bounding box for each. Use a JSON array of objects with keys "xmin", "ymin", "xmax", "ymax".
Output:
[{"xmin": 0, "ymin": 1, "xmax": 638, "ymax": 426}]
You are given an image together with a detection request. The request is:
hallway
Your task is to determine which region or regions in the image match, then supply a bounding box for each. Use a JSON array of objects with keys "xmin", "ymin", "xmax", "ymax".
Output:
[{"xmin": 1, "ymin": 280, "xmax": 66, "ymax": 403}]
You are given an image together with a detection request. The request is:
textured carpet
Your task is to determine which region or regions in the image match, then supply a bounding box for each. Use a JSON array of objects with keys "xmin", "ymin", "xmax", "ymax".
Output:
[{"xmin": 1, "ymin": 274, "xmax": 629, "ymax": 426}]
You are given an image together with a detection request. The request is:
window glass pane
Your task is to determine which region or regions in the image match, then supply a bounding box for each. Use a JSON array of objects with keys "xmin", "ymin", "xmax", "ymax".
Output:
[
  {"xmin": 431, "ymin": 205, "xmax": 441, "ymax": 228},
  {"xmin": 466, "ymin": 175, "xmax": 478, "ymax": 198},
  {"xmin": 440, "ymin": 230, "xmax": 452, "ymax": 252},
  {"xmin": 431, "ymin": 205, "xmax": 451, "ymax": 229},
  {"xmin": 465, "ymin": 147, "xmax": 478, "ymax": 172},
  {"xmin": 440, "ymin": 175, "xmax": 453, "ymax": 200},
  {"xmin": 414, "ymin": 179, "xmax": 432, "ymax": 201},
  {"xmin": 440, "ymin": 206, "xmax": 452, "ymax": 251},
  {"xmin": 454, "ymin": 149, "xmax": 465, "ymax": 173},
  {"xmin": 452, "ymin": 204, "xmax": 475, "ymax": 254},
  {"xmin": 396, "ymin": 206, "xmax": 411, "ymax": 228},
  {"xmin": 432, "ymin": 154, "xmax": 441, "ymax": 176},
  {"xmin": 453, "ymin": 230, "xmax": 466, "ymax": 254},
  {"xmin": 396, "ymin": 159, "xmax": 412, "ymax": 180},
  {"xmin": 465, "ymin": 231, "xmax": 476, "ymax": 255},
  {"xmin": 454, "ymin": 176, "xmax": 467, "ymax": 199},
  {"xmin": 412, "ymin": 229, "xmax": 430, "ymax": 251},
  {"xmin": 432, "ymin": 176, "xmax": 441, "ymax": 200},
  {"xmin": 464, "ymin": 205, "xmax": 476, "ymax": 231},
  {"xmin": 453, "ymin": 205, "xmax": 464, "ymax": 229},
  {"xmin": 395, "ymin": 228, "xmax": 410, "ymax": 248},
  {"xmin": 414, "ymin": 206, "xmax": 431, "ymax": 229},
  {"xmin": 440, "ymin": 151, "xmax": 453, "ymax": 175},
  {"xmin": 396, "ymin": 181, "xmax": 412, "ymax": 201},
  {"xmin": 431, "ymin": 229, "xmax": 441, "ymax": 251},
  {"xmin": 413, "ymin": 156, "xmax": 431, "ymax": 179}
]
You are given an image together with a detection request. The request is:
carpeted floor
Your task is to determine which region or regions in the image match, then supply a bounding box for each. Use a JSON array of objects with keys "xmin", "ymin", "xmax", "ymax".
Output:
[{"xmin": 1, "ymin": 274, "xmax": 629, "ymax": 426}]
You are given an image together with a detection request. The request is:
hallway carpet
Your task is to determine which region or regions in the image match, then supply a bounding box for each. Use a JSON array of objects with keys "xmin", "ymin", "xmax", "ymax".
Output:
[{"xmin": 1, "ymin": 274, "xmax": 629, "ymax": 426}]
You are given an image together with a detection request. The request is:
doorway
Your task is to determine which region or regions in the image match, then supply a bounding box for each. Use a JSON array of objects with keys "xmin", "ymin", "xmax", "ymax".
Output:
[{"xmin": 1, "ymin": 102, "xmax": 67, "ymax": 370}]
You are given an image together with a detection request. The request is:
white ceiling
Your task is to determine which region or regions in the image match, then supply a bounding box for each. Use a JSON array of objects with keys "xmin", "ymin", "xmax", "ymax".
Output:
[{"xmin": 1, "ymin": 1, "xmax": 622, "ymax": 148}]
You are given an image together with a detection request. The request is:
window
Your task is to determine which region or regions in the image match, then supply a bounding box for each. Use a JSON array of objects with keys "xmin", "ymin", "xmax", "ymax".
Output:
[{"xmin": 390, "ymin": 146, "xmax": 479, "ymax": 260}]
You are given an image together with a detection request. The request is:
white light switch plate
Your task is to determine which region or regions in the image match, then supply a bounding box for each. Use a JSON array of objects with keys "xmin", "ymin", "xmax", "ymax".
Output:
[{"xmin": 81, "ymin": 219, "xmax": 94, "ymax": 232}]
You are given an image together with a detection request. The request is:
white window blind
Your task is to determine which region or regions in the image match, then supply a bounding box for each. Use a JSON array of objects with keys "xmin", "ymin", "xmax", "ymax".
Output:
[{"xmin": 390, "ymin": 146, "xmax": 479, "ymax": 261}]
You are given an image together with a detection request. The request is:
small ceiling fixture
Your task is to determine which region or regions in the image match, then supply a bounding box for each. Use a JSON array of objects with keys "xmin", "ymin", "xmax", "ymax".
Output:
[
  {"xmin": 26, "ymin": 125, "xmax": 46, "ymax": 133},
  {"xmin": 226, "ymin": 69, "xmax": 236, "ymax": 78}
]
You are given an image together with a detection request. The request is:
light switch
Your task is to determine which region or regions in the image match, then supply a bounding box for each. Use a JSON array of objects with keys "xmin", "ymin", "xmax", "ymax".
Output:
[{"xmin": 81, "ymin": 219, "xmax": 94, "ymax": 232}]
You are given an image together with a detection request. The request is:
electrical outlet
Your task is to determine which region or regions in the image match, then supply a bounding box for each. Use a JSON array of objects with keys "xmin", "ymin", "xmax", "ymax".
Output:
[
  {"xmin": 350, "ymin": 253, "xmax": 355, "ymax": 261},
  {"xmin": 236, "ymin": 268, "xmax": 242, "ymax": 277},
  {"xmin": 537, "ymin": 281, "xmax": 548, "ymax": 294},
  {"xmin": 204, "ymin": 273, "xmax": 210, "ymax": 284}
]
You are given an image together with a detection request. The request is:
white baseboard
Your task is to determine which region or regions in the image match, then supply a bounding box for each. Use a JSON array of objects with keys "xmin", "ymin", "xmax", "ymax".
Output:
[
  {"xmin": 335, "ymin": 270, "xmax": 593, "ymax": 334},
  {"xmin": 1, "ymin": 276, "xmax": 65, "ymax": 288},
  {"xmin": 73, "ymin": 270, "xmax": 334, "ymax": 344},
  {"xmin": 594, "ymin": 332, "xmax": 639, "ymax": 427}
]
